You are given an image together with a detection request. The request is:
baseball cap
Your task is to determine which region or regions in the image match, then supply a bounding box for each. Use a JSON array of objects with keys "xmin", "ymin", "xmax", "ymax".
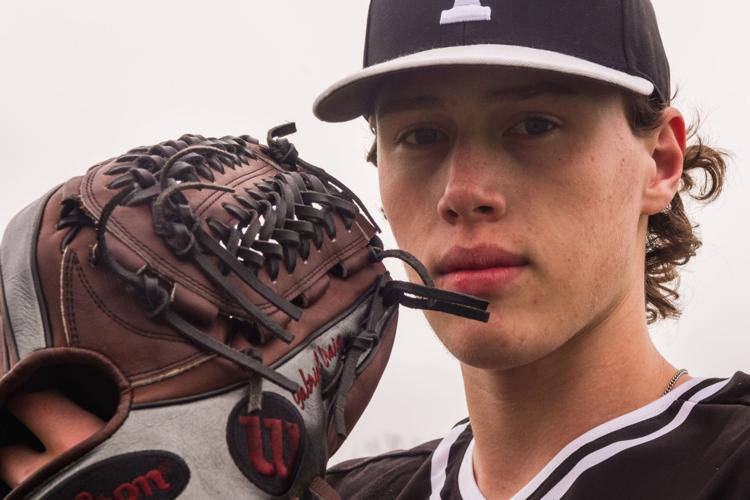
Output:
[{"xmin": 313, "ymin": 0, "xmax": 670, "ymax": 123}]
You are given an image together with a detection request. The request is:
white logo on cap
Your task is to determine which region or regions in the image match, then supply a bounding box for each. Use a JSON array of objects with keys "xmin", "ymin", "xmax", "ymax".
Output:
[{"xmin": 440, "ymin": 0, "xmax": 492, "ymax": 25}]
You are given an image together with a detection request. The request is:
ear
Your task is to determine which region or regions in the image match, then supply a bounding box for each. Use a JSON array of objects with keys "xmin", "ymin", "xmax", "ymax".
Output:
[{"xmin": 642, "ymin": 107, "xmax": 686, "ymax": 215}]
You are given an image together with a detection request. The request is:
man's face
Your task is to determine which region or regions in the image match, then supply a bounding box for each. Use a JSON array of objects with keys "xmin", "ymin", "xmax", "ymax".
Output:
[{"xmin": 374, "ymin": 66, "xmax": 657, "ymax": 370}]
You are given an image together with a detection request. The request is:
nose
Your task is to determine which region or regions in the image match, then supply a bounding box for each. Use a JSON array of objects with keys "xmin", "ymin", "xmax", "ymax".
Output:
[{"xmin": 436, "ymin": 144, "xmax": 507, "ymax": 225}]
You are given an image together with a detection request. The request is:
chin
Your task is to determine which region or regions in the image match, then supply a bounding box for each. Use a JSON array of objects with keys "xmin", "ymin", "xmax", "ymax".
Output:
[{"xmin": 424, "ymin": 309, "xmax": 556, "ymax": 371}]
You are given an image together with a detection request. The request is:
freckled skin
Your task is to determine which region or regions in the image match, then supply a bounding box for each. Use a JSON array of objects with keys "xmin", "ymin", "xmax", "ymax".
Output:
[{"xmin": 374, "ymin": 66, "xmax": 657, "ymax": 370}]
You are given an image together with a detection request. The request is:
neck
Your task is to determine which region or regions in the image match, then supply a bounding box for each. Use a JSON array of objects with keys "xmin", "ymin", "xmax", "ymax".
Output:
[{"xmin": 462, "ymin": 292, "xmax": 679, "ymax": 499}]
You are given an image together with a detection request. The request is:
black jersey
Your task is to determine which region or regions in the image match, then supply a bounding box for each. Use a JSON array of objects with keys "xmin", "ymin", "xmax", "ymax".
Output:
[{"xmin": 327, "ymin": 373, "xmax": 750, "ymax": 499}]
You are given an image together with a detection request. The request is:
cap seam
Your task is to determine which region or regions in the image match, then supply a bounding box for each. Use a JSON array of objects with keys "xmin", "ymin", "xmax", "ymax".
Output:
[
  {"xmin": 621, "ymin": 0, "xmax": 634, "ymax": 74},
  {"xmin": 362, "ymin": 0, "xmax": 375, "ymax": 68}
]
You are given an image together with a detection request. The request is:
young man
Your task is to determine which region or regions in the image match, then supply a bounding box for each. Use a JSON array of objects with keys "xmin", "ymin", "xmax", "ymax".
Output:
[
  {"xmin": 313, "ymin": 1, "xmax": 742, "ymax": 498},
  {"xmin": 0, "ymin": 2, "xmax": 741, "ymax": 499}
]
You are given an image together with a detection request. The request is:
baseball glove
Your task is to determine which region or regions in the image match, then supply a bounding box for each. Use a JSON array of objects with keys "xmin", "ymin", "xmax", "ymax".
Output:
[{"xmin": 0, "ymin": 124, "xmax": 488, "ymax": 499}]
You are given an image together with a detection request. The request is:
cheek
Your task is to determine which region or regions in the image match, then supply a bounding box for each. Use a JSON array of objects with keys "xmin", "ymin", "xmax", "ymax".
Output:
[
  {"xmin": 539, "ymin": 144, "xmax": 645, "ymax": 304},
  {"xmin": 378, "ymin": 161, "xmax": 436, "ymax": 256},
  {"xmin": 526, "ymin": 136, "xmax": 637, "ymax": 258},
  {"xmin": 546, "ymin": 134, "xmax": 642, "ymax": 236},
  {"xmin": 378, "ymin": 166, "xmax": 406, "ymax": 229}
]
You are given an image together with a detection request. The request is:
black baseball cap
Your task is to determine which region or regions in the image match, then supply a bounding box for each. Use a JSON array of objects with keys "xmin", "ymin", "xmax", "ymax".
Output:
[{"xmin": 313, "ymin": 0, "xmax": 670, "ymax": 122}]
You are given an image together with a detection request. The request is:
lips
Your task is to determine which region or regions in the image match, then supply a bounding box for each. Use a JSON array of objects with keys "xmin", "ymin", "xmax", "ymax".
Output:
[{"xmin": 435, "ymin": 244, "xmax": 528, "ymax": 295}]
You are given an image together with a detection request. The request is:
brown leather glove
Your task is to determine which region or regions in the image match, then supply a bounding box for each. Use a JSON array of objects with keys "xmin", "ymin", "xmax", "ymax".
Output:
[{"xmin": 0, "ymin": 124, "xmax": 488, "ymax": 499}]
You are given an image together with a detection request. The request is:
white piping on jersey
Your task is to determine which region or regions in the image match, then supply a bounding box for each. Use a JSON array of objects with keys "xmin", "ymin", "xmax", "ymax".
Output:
[
  {"xmin": 458, "ymin": 438, "xmax": 483, "ymax": 499},
  {"xmin": 511, "ymin": 376, "xmax": 705, "ymax": 499},
  {"xmin": 540, "ymin": 378, "xmax": 730, "ymax": 499},
  {"xmin": 430, "ymin": 421, "xmax": 471, "ymax": 500},
  {"xmin": 449, "ymin": 377, "xmax": 713, "ymax": 499}
]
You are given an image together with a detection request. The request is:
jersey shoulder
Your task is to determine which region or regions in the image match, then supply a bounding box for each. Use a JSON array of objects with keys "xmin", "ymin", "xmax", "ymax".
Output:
[
  {"xmin": 326, "ymin": 439, "xmax": 440, "ymax": 500},
  {"xmin": 704, "ymin": 371, "xmax": 750, "ymax": 406}
]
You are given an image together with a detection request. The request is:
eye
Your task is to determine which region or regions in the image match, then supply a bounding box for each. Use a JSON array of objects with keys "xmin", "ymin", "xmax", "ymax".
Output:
[
  {"xmin": 506, "ymin": 117, "xmax": 557, "ymax": 136},
  {"xmin": 399, "ymin": 127, "xmax": 449, "ymax": 146}
]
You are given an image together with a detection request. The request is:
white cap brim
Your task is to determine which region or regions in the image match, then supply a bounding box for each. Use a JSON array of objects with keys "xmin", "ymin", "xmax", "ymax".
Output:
[{"xmin": 313, "ymin": 44, "xmax": 654, "ymax": 123}]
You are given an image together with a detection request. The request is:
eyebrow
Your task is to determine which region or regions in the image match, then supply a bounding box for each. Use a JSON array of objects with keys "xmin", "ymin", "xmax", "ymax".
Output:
[{"xmin": 375, "ymin": 81, "xmax": 579, "ymax": 118}]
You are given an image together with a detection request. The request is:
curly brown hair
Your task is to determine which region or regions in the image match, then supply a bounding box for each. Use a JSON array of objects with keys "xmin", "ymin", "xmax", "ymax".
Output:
[
  {"xmin": 626, "ymin": 95, "xmax": 728, "ymax": 323},
  {"xmin": 366, "ymin": 92, "xmax": 729, "ymax": 324}
]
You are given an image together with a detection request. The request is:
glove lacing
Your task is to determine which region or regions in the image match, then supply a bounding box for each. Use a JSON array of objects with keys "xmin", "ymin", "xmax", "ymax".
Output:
[{"xmin": 76, "ymin": 126, "xmax": 489, "ymax": 398}]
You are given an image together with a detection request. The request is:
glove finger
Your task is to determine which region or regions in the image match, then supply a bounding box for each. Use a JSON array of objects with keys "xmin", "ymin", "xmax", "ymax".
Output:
[
  {"xmin": 7, "ymin": 390, "xmax": 105, "ymax": 455},
  {"xmin": 0, "ymin": 444, "xmax": 47, "ymax": 489}
]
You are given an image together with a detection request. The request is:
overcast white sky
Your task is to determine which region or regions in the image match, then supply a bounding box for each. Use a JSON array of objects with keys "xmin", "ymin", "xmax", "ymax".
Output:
[{"xmin": 1, "ymin": 1, "xmax": 749, "ymax": 463}]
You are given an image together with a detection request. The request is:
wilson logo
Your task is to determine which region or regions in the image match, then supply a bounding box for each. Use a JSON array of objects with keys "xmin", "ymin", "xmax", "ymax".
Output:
[
  {"xmin": 238, "ymin": 415, "xmax": 301, "ymax": 479},
  {"xmin": 46, "ymin": 451, "xmax": 190, "ymax": 500},
  {"xmin": 74, "ymin": 469, "xmax": 170, "ymax": 500},
  {"xmin": 227, "ymin": 392, "xmax": 306, "ymax": 496}
]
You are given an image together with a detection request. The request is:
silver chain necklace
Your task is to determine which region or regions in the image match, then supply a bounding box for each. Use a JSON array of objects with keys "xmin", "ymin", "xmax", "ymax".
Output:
[{"xmin": 662, "ymin": 368, "xmax": 688, "ymax": 396}]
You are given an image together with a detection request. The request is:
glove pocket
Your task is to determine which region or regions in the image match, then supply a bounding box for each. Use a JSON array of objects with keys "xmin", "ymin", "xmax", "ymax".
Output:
[{"xmin": 0, "ymin": 347, "xmax": 131, "ymax": 500}]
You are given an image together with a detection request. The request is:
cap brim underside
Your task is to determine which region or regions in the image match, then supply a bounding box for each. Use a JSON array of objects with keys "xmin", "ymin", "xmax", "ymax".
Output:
[{"xmin": 313, "ymin": 44, "xmax": 654, "ymax": 123}]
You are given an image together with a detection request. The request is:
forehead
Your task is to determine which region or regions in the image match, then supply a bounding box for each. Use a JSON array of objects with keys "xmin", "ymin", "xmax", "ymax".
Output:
[{"xmin": 373, "ymin": 66, "xmax": 619, "ymax": 116}]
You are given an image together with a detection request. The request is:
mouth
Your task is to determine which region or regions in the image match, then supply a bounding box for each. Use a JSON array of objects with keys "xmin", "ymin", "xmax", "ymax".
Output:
[{"xmin": 435, "ymin": 244, "xmax": 528, "ymax": 296}]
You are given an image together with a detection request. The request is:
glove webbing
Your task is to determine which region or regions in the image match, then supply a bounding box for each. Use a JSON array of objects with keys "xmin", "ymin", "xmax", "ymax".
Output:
[
  {"xmin": 93, "ymin": 192, "xmax": 302, "ymax": 392},
  {"xmin": 267, "ymin": 122, "xmax": 380, "ymax": 234},
  {"xmin": 88, "ymin": 130, "xmax": 379, "ymax": 395}
]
